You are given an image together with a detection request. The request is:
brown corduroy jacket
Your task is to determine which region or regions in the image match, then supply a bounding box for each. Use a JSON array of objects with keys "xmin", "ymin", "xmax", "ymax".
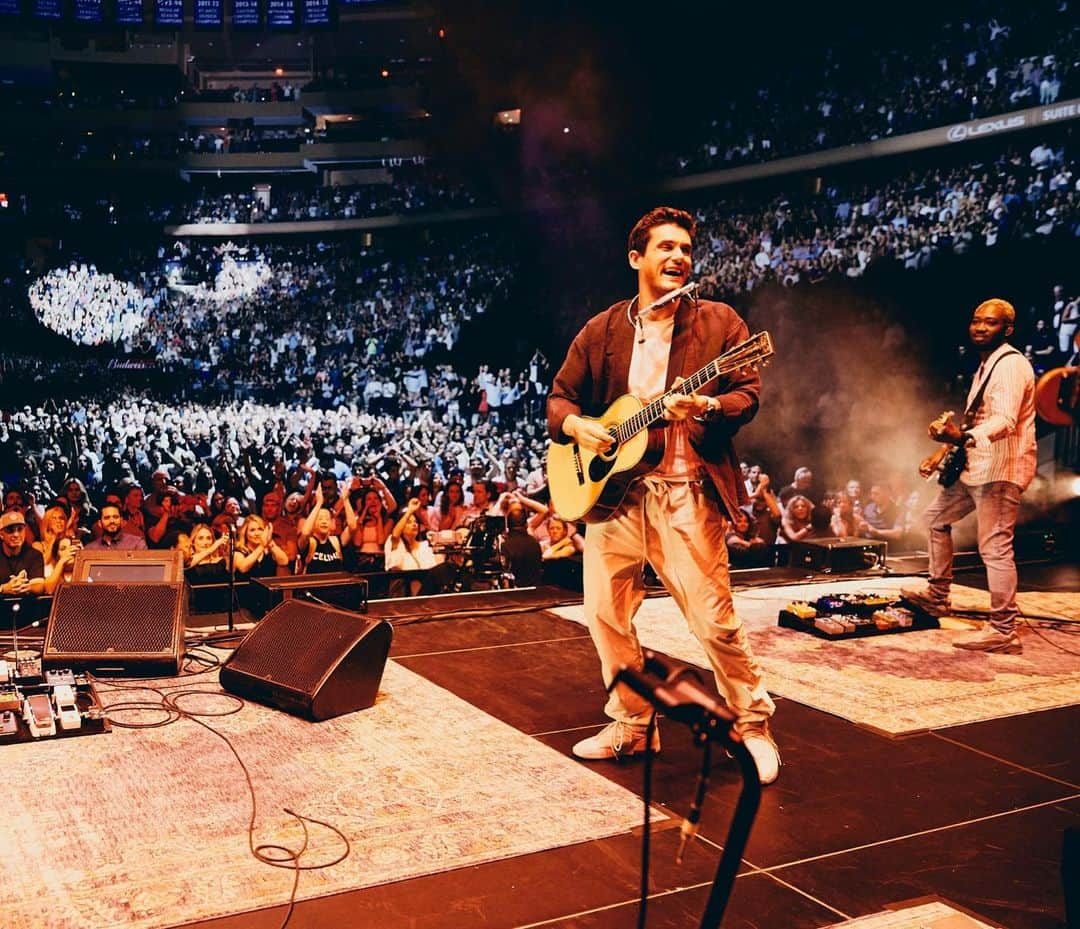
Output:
[{"xmin": 546, "ymin": 297, "xmax": 760, "ymax": 520}]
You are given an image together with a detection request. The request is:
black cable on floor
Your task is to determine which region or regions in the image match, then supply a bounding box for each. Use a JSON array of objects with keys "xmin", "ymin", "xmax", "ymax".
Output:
[{"xmin": 91, "ymin": 674, "xmax": 351, "ymax": 929}]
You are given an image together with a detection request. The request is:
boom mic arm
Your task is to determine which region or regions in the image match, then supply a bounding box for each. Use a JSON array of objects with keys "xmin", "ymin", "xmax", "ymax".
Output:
[{"xmin": 640, "ymin": 281, "xmax": 697, "ymax": 315}]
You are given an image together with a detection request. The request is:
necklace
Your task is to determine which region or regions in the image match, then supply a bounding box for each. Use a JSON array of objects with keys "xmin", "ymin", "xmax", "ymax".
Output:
[{"xmin": 626, "ymin": 296, "xmax": 646, "ymax": 343}]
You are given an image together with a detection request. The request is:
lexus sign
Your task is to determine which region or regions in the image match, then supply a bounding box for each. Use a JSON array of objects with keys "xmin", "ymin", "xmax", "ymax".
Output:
[{"xmin": 947, "ymin": 115, "xmax": 1028, "ymax": 142}]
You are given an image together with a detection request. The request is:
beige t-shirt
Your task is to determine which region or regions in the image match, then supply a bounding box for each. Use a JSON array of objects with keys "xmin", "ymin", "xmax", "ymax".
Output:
[{"xmin": 626, "ymin": 313, "xmax": 703, "ymax": 480}]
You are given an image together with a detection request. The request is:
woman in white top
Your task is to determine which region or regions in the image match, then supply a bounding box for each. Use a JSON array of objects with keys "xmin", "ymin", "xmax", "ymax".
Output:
[
  {"xmin": 385, "ymin": 498, "xmax": 441, "ymax": 571},
  {"xmin": 385, "ymin": 498, "xmax": 454, "ymax": 595}
]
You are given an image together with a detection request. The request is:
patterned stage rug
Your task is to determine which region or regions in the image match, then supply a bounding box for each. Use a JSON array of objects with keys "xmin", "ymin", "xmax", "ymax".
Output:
[
  {"xmin": 3, "ymin": 661, "xmax": 651, "ymax": 929},
  {"xmin": 551, "ymin": 579, "xmax": 1080, "ymax": 736},
  {"xmin": 824, "ymin": 899, "xmax": 1003, "ymax": 928}
]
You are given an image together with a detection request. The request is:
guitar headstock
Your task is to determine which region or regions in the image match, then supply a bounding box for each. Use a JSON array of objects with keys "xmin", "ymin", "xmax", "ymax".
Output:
[
  {"xmin": 930, "ymin": 410, "xmax": 955, "ymax": 431},
  {"xmin": 715, "ymin": 331, "xmax": 775, "ymax": 377}
]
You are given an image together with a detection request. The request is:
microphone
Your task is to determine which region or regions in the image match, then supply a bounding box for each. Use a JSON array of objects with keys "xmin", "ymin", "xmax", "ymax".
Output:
[
  {"xmin": 301, "ymin": 589, "xmax": 335, "ymax": 609},
  {"xmin": 612, "ymin": 651, "xmax": 735, "ymax": 726},
  {"xmin": 641, "ymin": 281, "xmax": 697, "ymax": 316},
  {"xmin": 644, "ymin": 651, "xmax": 735, "ymax": 721}
]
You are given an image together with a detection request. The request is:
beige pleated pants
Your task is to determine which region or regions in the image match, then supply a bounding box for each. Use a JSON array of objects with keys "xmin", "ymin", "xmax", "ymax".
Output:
[{"xmin": 582, "ymin": 476, "xmax": 775, "ymax": 734}]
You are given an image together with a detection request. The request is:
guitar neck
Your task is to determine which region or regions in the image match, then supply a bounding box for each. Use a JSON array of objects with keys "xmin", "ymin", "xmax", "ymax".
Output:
[
  {"xmin": 615, "ymin": 361, "xmax": 721, "ymax": 443},
  {"xmin": 612, "ymin": 332, "xmax": 772, "ymax": 444}
]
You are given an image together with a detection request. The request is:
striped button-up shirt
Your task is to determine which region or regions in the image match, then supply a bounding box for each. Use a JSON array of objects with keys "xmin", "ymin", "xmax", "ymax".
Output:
[{"xmin": 962, "ymin": 343, "xmax": 1037, "ymax": 489}]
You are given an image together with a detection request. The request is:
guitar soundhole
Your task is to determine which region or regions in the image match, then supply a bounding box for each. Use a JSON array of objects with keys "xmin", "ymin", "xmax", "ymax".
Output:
[
  {"xmin": 589, "ymin": 433, "xmax": 619, "ymax": 482},
  {"xmin": 588, "ymin": 455, "xmax": 614, "ymax": 483},
  {"xmin": 597, "ymin": 439, "xmax": 619, "ymax": 462}
]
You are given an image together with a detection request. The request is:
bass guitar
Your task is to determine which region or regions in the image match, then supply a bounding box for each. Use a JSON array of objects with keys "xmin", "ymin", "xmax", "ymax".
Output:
[
  {"xmin": 547, "ymin": 331, "xmax": 774, "ymax": 523},
  {"xmin": 918, "ymin": 410, "xmax": 967, "ymax": 486}
]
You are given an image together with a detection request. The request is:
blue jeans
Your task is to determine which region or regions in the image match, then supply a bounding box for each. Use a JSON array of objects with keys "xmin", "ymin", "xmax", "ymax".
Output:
[{"xmin": 923, "ymin": 480, "xmax": 1022, "ymax": 634}]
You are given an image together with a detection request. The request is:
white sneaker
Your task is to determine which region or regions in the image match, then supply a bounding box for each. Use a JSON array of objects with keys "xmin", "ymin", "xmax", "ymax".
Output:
[
  {"xmin": 952, "ymin": 627, "xmax": 1022, "ymax": 654},
  {"xmin": 571, "ymin": 720, "xmax": 660, "ymax": 761},
  {"xmin": 743, "ymin": 730, "xmax": 781, "ymax": 785}
]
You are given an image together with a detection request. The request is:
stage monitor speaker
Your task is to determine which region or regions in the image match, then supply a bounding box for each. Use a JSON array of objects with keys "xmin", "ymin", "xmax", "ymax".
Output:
[
  {"xmin": 42, "ymin": 582, "xmax": 188, "ymax": 676},
  {"xmin": 72, "ymin": 548, "xmax": 185, "ymax": 584},
  {"xmin": 219, "ymin": 599, "xmax": 392, "ymax": 721},
  {"xmin": 251, "ymin": 571, "xmax": 368, "ymax": 618}
]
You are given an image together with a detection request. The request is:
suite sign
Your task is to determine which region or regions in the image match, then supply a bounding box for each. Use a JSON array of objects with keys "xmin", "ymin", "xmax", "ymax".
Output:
[{"xmin": 945, "ymin": 97, "xmax": 1080, "ymax": 144}]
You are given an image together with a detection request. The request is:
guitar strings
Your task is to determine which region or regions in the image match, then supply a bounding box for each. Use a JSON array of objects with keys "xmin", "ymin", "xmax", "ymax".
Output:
[{"xmin": 616, "ymin": 335, "xmax": 771, "ymax": 441}]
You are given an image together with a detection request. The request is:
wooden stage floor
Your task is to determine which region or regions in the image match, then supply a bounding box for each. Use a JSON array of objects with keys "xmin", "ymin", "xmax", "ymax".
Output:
[{"xmin": 164, "ymin": 560, "xmax": 1080, "ymax": 927}]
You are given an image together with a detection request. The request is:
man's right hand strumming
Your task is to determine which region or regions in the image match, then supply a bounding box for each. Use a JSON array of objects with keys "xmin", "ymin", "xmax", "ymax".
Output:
[{"xmin": 562, "ymin": 414, "xmax": 615, "ymax": 455}]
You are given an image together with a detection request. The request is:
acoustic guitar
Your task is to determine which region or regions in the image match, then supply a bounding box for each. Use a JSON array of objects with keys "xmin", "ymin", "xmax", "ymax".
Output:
[{"xmin": 546, "ymin": 331, "xmax": 774, "ymax": 523}]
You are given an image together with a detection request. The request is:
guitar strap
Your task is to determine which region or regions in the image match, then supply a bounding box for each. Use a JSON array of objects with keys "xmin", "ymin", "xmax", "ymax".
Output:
[{"xmin": 961, "ymin": 348, "xmax": 1021, "ymax": 428}]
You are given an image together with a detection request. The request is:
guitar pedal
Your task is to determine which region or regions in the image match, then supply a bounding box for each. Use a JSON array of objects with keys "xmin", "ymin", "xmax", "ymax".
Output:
[
  {"xmin": 23, "ymin": 693, "xmax": 56, "ymax": 738},
  {"xmin": 45, "ymin": 669, "xmax": 76, "ymax": 687},
  {"xmin": 52, "ymin": 685, "xmax": 81, "ymax": 731},
  {"xmin": 0, "ymin": 687, "xmax": 20, "ymax": 712}
]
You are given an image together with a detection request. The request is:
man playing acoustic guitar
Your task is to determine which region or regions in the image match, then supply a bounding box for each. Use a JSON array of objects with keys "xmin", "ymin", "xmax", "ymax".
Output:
[
  {"xmin": 903, "ymin": 298, "xmax": 1036, "ymax": 654},
  {"xmin": 547, "ymin": 206, "xmax": 780, "ymax": 784}
]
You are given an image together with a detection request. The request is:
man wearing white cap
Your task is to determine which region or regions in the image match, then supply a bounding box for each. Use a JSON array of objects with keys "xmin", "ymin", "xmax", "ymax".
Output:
[{"xmin": 0, "ymin": 509, "xmax": 46, "ymax": 596}]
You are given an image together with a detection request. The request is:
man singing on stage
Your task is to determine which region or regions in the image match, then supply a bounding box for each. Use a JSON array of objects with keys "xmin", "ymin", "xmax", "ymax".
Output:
[
  {"xmin": 546, "ymin": 206, "xmax": 780, "ymax": 784},
  {"xmin": 904, "ymin": 298, "xmax": 1036, "ymax": 654}
]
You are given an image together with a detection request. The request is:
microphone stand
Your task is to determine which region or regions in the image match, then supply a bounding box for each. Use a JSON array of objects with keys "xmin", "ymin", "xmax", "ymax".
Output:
[
  {"xmin": 612, "ymin": 651, "xmax": 761, "ymax": 929},
  {"xmin": 226, "ymin": 525, "xmax": 237, "ymax": 633}
]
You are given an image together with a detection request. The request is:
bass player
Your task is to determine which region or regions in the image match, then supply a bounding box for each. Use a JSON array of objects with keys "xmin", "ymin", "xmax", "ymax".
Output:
[
  {"xmin": 903, "ymin": 298, "xmax": 1036, "ymax": 654},
  {"xmin": 546, "ymin": 206, "xmax": 780, "ymax": 784}
]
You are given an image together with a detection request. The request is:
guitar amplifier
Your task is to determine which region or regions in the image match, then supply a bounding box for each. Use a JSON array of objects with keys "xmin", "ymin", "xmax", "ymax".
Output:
[{"xmin": 789, "ymin": 537, "xmax": 887, "ymax": 574}]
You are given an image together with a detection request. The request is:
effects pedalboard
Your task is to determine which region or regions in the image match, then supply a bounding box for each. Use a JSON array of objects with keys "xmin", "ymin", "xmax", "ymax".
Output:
[
  {"xmin": 0, "ymin": 657, "xmax": 110, "ymax": 744},
  {"xmin": 778, "ymin": 592, "xmax": 940, "ymax": 640}
]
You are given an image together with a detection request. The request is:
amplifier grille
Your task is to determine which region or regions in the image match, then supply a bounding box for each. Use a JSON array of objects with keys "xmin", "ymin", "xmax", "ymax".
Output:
[
  {"xmin": 239, "ymin": 601, "xmax": 365, "ymax": 693},
  {"xmin": 49, "ymin": 584, "xmax": 182, "ymax": 654}
]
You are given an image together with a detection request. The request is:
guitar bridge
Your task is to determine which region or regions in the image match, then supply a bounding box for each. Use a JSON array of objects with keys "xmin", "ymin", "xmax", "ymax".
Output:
[{"xmin": 572, "ymin": 446, "xmax": 585, "ymax": 486}]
